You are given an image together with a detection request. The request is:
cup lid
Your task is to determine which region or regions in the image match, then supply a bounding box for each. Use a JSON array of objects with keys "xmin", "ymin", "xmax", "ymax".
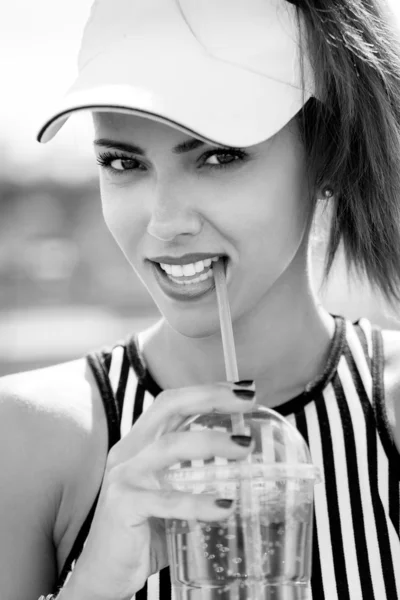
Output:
[{"xmin": 166, "ymin": 405, "xmax": 321, "ymax": 483}]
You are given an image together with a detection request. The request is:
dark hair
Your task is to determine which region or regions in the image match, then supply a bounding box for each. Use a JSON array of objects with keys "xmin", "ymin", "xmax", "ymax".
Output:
[{"xmin": 294, "ymin": 0, "xmax": 400, "ymax": 304}]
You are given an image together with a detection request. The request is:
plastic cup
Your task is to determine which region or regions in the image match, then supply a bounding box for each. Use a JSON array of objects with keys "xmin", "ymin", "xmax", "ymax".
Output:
[{"xmin": 161, "ymin": 406, "xmax": 321, "ymax": 600}]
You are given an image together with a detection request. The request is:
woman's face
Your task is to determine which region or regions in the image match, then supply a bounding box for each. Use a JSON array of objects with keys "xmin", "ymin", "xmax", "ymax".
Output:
[{"xmin": 93, "ymin": 112, "xmax": 311, "ymax": 337}]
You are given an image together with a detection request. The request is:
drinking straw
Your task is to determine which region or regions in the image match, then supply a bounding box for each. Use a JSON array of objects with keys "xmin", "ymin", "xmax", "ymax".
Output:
[
  {"xmin": 214, "ymin": 259, "xmax": 263, "ymax": 586},
  {"xmin": 213, "ymin": 259, "xmax": 247, "ymax": 435}
]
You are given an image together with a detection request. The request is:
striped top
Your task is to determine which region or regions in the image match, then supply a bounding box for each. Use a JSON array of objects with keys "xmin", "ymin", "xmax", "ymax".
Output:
[{"xmin": 55, "ymin": 315, "xmax": 400, "ymax": 599}]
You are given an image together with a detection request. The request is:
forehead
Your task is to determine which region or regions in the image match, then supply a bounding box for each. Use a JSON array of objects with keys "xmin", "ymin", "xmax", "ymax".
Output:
[
  {"xmin": 92, "ymin": 110, "xmax": 300, "ymax": 155},
  {"xmin": 92, "ymin": 111, "xmax": 215, "ymax": 147}
]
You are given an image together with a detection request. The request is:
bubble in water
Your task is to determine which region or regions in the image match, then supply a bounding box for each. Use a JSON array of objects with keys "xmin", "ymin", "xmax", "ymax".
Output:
[
  {"xmin": 205, "ymin": 526, "xmax": 211, "ymax": 532},
  {"xmin": 204, "ymin": 552, "xmax": 209, "ymax": 558},
  {"xmin": 215, "ymin": 567, "xmax": 224, "ymax": 573},
  {"xmin": 202, "ymin": 543, "xmax": 208, "ymax": 549},
  {"xmin": 218, "ymin": 528, "xmax": 225, "ymax": 535},
  {"xmin": 232, "ymin": 557, "xmax": 242, "ymax": 564},
  {"xmin": 209, "ymin": 555, "xmax": 215, "ymax": 559},
  {"xmin": 222, "ymin": 547, "xmax": 229, "ymax": 552}
]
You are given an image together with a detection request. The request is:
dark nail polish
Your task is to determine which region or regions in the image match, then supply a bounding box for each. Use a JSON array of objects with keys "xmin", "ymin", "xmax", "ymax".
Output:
[
  {"xmin": 231, "ymin": 434, "xmax": 252, "ymax": 447},
  {"xmin": 234, "ymin": 380, "xmax": 255, "ymax": 388},
  {"xmin": 233, "ymin": 389, "xmax": 255, "ymax": 400},
  {"xmin": 215, "ymin": 498, "xmax": 234, "ymax": 509}
]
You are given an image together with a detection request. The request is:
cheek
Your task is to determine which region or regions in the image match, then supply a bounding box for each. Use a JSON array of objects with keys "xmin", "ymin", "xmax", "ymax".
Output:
[
  {"xmin": 222, "ymin": 170, "xmax": 309, "ymax": 254},
  {"xmin": 100, "ymin": 186, "xmax": 145, "ymax": 263},
  {"xmin": 262, "ymin": 154, "xmax": 309, "ymax": 242}
]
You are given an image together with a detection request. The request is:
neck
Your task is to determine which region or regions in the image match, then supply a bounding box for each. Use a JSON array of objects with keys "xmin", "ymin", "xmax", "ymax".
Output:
[{"xmin": 141, "ymin": 256, "xmax": 335, "ymax": 408}]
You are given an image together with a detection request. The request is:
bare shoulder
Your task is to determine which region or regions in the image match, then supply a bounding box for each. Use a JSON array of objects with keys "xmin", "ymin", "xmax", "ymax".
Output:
[
  {"xmin": 0, "ymin": 357, "xmax": 107, "ymax": 469},
  {"xmin": 381, "ymin": 328, "xmax": 400, "ymax": 453},
  {"xmin": 0, "ymin": 358, "xmax": 109, "ymax": 598},
  {"xmin": 0, "ymin": 356, "xmax": 109, "ymax": 517}
]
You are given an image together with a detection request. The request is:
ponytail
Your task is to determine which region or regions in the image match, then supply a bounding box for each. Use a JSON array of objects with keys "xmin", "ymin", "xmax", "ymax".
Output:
[{"xmin": 294, "ymin": 0, "xmax": 400, "ymax": 304}]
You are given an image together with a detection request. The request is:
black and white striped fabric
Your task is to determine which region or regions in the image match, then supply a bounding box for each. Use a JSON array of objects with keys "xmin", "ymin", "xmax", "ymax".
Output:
[{"xmin": 55, "ymin": 316, "xmax": 400, "ymax": 599}]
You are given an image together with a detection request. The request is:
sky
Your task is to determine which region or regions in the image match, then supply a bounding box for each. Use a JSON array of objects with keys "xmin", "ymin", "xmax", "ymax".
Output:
[
  {"xmin": 1, "ymin": 0, "xmax": 96, "ymax": 179},
  {"xmin": 2, "ymin": 0, "xmax": 400, "ymax": 180}
]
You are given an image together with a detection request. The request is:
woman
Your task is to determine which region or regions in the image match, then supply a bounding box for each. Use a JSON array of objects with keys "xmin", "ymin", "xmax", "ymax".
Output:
[{"xmin": 2, "ymin": 0, "xmax": 400, "ymax": 598}]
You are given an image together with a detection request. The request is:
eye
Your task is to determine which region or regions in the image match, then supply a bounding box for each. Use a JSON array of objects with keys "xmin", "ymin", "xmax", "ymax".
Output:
[
  {"xmin": 206, "ymin": 153, "xmax": 237, "ymax": 165},
  {"xmin": 110, "ymin": 158, "xmax": 140, "ymax": 171},
  {"xmin": 96, "ymin": 151, "xmax": 146, "ymax": 174},
  {"xmin": 200, "ymin": 148, "xmax": 248, "ymax": 169}
]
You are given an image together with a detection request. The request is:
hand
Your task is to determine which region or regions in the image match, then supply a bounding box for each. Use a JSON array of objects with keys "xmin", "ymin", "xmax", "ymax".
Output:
[{"xmin": 62, "ymin": 382, "xmax": 255, "ymax": 600}]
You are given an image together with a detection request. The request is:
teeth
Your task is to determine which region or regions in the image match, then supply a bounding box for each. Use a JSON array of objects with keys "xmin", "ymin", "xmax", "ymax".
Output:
[
  {"xmin": 169, "ymin": 269, "xmax": 214, "ymax": 285},
  {"xmin": 182, "ymin": 263, "xmax": 196, "ymax": 276},
  {"xmin": 170, "ymin": 265, "xmax": 183, "ymax": 277},
  {"xmin": 162, "ymin": 263, "xmax": 172, "ymax": 275},
  {"xmin": 159, "ymin": 256, "xmax": 220, "ymax": 277},
  {"xmin": 194, "ymin": 261, "xmax": 204, "ymax": 273}
]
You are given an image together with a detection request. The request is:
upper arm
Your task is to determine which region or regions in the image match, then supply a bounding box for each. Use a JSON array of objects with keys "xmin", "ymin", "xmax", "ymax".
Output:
[
  {"xmin": 0, "ymin": 358, "xmax": 104, "ymax": 600},
  {"xmin": 0, "ymin": 384, "xmax": 60, "ymax": 599}
]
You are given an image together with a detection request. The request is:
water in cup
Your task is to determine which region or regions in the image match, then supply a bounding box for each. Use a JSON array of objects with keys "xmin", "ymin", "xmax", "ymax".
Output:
[{"xmin": 167, "ymin": 492, "xmax": 313, "ymax": 599}]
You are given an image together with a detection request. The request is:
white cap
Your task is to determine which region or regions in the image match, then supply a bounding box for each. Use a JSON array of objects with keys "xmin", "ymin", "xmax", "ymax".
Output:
[{"xmin": 37, "ymin": 0, "xmax": 315, "ymax": 147}]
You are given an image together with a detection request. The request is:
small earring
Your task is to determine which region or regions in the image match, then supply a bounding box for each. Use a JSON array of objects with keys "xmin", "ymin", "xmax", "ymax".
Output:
[{"xmin": 321, "ymin": 186, "xmax": 334, "ymax": 200}]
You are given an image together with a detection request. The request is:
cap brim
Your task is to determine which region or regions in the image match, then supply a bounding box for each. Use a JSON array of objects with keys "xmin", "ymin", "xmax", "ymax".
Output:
[{"xmin": 38, "ymin": 38, "xmax": 313, "ymax": 148}]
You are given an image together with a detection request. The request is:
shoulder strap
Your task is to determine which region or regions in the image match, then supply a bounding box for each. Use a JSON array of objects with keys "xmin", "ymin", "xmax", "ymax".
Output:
[
  {"xmin": 371, "ymin": 325, "xmax": 400, "ymax": 469},
  {"xmin": 55, "ymin": 348, "xmax": 122, "ymax": 591},
  {"xmin": 87, "ymin": 349, "xmax": 122, "ymax": 447},
  {"xmin": 352, "ymin": 318, "xmax": 372, "ymax": 368},
  {"xmin": 126, "ymin": 332, "xmax": 163, "ymax": 397}
]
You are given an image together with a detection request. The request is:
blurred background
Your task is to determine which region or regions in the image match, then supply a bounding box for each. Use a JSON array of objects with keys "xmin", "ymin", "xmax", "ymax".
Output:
[{"xmin": 1, "ymin": 1, "xmax": 399, "ymax": 377}]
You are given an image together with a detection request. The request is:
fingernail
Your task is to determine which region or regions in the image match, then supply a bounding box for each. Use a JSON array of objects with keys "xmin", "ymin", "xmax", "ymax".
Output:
[
  {"xmin": 231, "ymin": 434, "xmax": 252, "ymax": 447},
  {"xmin": 234, "ymin": 380, "xmax": 255, "ymax": 389},
  {"xmin": 215, "ymin": 498, "xmax": 234, "ymax": 509},
  {"xmin": 232, "ymin": 389, "xmax": 255, "ymax": 400}
]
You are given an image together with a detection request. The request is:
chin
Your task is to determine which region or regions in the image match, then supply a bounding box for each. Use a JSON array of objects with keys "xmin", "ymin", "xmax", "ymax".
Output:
[{"xmin": 161, "ymin": 308, "xmax": 223, "ymax": 340}]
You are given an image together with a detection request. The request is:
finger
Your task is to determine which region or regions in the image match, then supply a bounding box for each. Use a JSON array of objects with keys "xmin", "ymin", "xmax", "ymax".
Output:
[
  {"xmin": 125, "ymin": 430, "xmax": 254, "ymax": 477},
  {"xmin": 155, "ymin": 381, "xmax": 255, "ymax": 418},
  {"xmin": 127, "ymin": 487, "xmax": 236, "ymax": 525},
  {"xmin": 111, "ymin": 381, "xmax": 256, "ymax": 465},
  {"xmin": 144, "ymin": 382, "xmax": 256, "ymax": 432}
]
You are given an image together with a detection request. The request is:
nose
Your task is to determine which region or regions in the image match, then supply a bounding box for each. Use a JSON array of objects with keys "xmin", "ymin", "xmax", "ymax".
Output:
[{"xmin": 146, "ymin": 183, "xmax": 203, "ymax": 242}]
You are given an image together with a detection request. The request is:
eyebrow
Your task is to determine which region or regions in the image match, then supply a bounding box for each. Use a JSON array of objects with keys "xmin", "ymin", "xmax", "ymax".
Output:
[{"xmin": 93, "ymin": 137, "xmax": 207, "ymax": 155}]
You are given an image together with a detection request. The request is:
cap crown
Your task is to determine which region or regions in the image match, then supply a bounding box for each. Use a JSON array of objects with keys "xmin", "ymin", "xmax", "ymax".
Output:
[{"xmin": 79, "ymin": 0, "xmax": 314, "ymax": 93}]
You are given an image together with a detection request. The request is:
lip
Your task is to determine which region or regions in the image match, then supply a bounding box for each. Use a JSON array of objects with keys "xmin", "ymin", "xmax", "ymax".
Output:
[{"xmin": 148, "ymin": 252, "xmax": 226, "ymax": 266}]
